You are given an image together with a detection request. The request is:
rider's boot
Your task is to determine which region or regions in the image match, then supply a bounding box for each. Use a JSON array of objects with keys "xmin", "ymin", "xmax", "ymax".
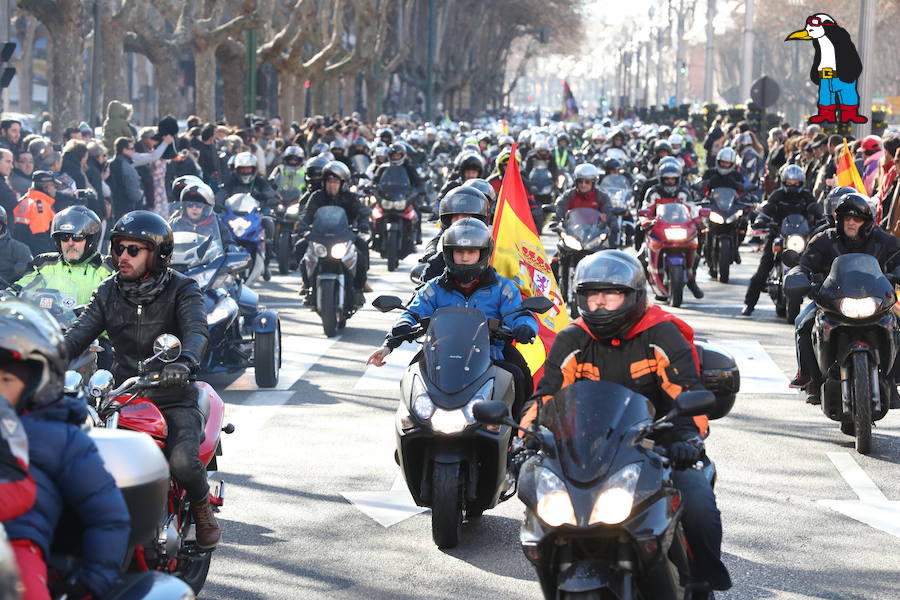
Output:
[{"xmin": 191, "ymin": 497, "xmax": 222, "ymax": 550}]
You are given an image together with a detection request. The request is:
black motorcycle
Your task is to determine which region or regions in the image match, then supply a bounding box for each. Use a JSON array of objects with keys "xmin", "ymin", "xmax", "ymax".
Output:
[
  {"xmin": 766, "ymin": 213, "xmax": 810, "ymax": 323},
  {"xmin": 702, "ymin": 187, "xmax": 752, "ymax": 284},
  {"xmin": 473, "ymin": 382, "xmax": 719, "ymax": 600},
  {"xmin": 552, "ymin": 208, "xmax": 612, "ymax": 317},
  {"xmin": 529, "ymin": 164, "xmax": 555, "ymax": 233},
  {"xmin": 373, "ymin": 294, "xmax": 554, "ymax": 549},
  {"xmin": 371, "ymin": 165, "xmax": 418, "ymax": 271},
  {"xmin": 303, "ymin": 205, "xmax": 361, "ymax": 337},
  {"xmin": 785, "ymin": 253, "xmax": 899, "ymax": 454},
  {"xmin": 272, "ymin": 187, "xmax": 302, "ymax": 275}
]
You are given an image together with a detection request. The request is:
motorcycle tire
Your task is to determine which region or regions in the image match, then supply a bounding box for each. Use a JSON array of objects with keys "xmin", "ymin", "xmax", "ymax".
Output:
[
  {"xmin": 431, "ymin": 461, "xmax": 463, "ymax": 549},
  {"xmin": 277, "ymin": 231, "xmax": 293, "ymax": 275},
  {"xmin": 177, "ymin": 542, "xmax": 212, "ymax": 594},
  {"xmin": 786, "ymin": 296, "xmax": 801, "ymax": 324},
  {"xmin": 775, "ymin": 300, "xmax": 786, "ymax": 318},
  {"xmin": 718, "ymin": 237, "xmax": 732, "ymax": 284},
  {"xmin": 254, "ymin": 324, "xmax": 281, "ymax": 388},
  {"xmin": 386, "ymin": 230, "xmax": 400, "ymax": 272},
  {"xmin": 667, "ymin": 264, "xmax": 684, "ymax": 308},
  {"xmin": 319, "ymin": 279, "xmax": 341, "ymax": 338},
  {"xmin": 851, "ymin": 352, "xmax": 873, "ymax": 455}
]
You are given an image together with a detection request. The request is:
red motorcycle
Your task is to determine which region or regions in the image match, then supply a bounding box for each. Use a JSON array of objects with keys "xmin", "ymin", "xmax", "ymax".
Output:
[
  {"xmin": 638, "ymin": 202, "xmax": 702, "ymax": 308},
  {"xmin": 87, "ymin": 334, "xmax": 233, "ymax": 595}
]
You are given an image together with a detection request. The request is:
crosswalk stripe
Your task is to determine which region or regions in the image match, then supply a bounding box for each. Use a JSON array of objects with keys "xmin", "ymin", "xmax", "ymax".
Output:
[
  {"xmin": 708, "ymin": 338, "xmax": 792, "ymax": 394},
  {"xmin": 224, "ymin": 335, "xmax": 341, "ymax": 391},
  {"xmin": 222, "ymin": 391, "xmax": 295, "ymax": 454},
  {"xmin": 354, "ymin": 341, "xmax": 418, "ymax": 390}
]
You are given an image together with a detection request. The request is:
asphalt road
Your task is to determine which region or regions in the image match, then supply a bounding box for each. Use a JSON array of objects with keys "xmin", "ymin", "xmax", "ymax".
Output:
[{"xmin": 199, "ymin": 230, "xmax": 900, "ymax": 600}]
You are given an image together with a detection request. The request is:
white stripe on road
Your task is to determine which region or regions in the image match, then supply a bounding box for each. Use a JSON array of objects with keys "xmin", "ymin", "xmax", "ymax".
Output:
[
  {"xmin": 818, "ymin": 452, "xmax": 900, "ymax": 538},
  {"xmin": 354, "ymin": 341, "xmax": 418, "ymax": 390},
  {"xmin": 711, "ymin": 338, "xmax": 792, "ymax": 394},
  {"xmin": 824, "ymin": 452, "xmax": 888, "ymax": 503},
  {"xmin": 222, "ymin": 390, "xmax": 295, "ymax": 454},
  {"xmin": 225, "ymin": 335, "xmax": 341, "ymax": 391},
  {"xmin": 341, "ymin": 472, "xmax": 428, "ymax": 528}
]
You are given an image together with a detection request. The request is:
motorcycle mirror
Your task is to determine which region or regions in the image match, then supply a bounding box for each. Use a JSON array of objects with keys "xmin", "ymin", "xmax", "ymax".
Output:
[
  {"xmin": 88, "ymin": 369, "xmax": 115, "ymax": 399},
  {"xmin": 372, "ymin": 295, "xmax": 405, "ymax": 312},
  {"xmin": 152, "ymin": 334, "xmax": 183, "ymax": 363},
  {"xmin": 410, "ymin": 264, "xmax": 427, "ymax": 285},
  {"xmin": 699, "ymin": 208, "xmax": 711, "ymax": 218},
  {"xmin": 675, "ymin": 390, "xmax": 716, "ymax": 417},
  {"xmin": 64, "ymin": 370, "xmax": 83, "ymax": 395},
  {"xmin": 781, "ymin": 249, "xmax": 800, "ymax": 268},
  {"xmin": 638, "ymin": 209, "xmax": 651, "ymax": 219},
  {"xmin": 521, "ymin": 295, "xmax": 555, "ymax": 314},
  {"xmin": 472, "ymin": 400, "xmax": 511, "ymax": 425},
  {"xmin": 783, "ymin": 269, "xmax": 812, "ymax": 298}
]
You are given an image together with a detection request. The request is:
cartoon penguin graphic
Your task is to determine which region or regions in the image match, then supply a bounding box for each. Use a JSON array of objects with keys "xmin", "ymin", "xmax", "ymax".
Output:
[{"xmin": 785, "ymin": 13, "xmax": 866, "ymax": 124}]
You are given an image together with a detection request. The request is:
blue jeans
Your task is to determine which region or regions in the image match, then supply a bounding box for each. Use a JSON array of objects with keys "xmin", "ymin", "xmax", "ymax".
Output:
[
  {"xmin": 671, "ymin": 466, "xmax": 732, "ymax": 591},
  {"xmin": 818, "ymin": 78, "xmax": 860, "ymax": 106}
]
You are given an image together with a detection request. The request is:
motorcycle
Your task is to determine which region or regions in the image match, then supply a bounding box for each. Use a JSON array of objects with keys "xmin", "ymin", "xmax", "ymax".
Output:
[
  {"xmin": 370, "ymin": 165, "xmax": 419, "ymax": 271},
  {"xmin": 529, "ymin": 165, "xmax": 555, "ymax": 233},
  {"xmin": 552, "ymin": 208, "xmax": 612, "ymax": 317},
  {"xmin": 472, "ymin": 381, "xmax": 722, "ymax": 600},
  {"xmin": 702, "ymin": 187, "xmax": 752, "ymax": 284},
  {"xmin": 639, "ymin": 203, "xmax": 702, "ymax": 308},
  {"xmin": 350, "ymin": 153, "xmax": 371, "ymax": 176},
  {"xmin": 272, "ymin": 187, "xmax": 302, "ymax": 275},
  {"xmin": 766, "ymin": 213, "xmax": 811, "ymax": 323},
  {"xmin": 223, "ymin": 193, "xmax": 268, "ymax": 285},
  {"xmin": 599, "ymin": 173, "xmax": 635, "ymax": 247},
  {"xmin": 784, "ymin": 253, "xmax": 899, "ymax": 455},
  {"xmin": 169, "ymin": 208, "xmax": 282, "ymax": 388},
  {"xmin": 302, "ymin": 205, "xmax": 362, "ymax": 337},
  {"xmin": 372, "ymin": 293, "xmax": 555, "ymax": 549},
  {"xmin": 83, "ymin": 334, "xmax": 234, "ymax": 594}
]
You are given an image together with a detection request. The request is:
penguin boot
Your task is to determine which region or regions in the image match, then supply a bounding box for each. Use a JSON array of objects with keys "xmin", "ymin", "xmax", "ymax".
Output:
[
  {"xmin": 809, "ymin": 104, "xmax": 837, "ymax": 124},
  {"xmin": 839, "ymin": 105, "xmax": 868, "ymax": 124}
]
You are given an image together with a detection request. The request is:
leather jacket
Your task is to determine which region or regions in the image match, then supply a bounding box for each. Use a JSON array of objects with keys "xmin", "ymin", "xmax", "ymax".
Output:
[{"xmin": 64, "ymin": 270, "xmax": 209, "ymax": 407}]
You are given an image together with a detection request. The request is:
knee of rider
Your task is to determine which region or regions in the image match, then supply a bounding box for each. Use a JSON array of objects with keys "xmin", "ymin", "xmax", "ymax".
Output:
[{"xmin": 168, "ymin": 445, "xmax": 200, "ymax": 478}]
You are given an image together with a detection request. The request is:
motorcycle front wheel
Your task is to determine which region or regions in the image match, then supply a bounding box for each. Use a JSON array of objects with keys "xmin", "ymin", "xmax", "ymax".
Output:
[
  {"xmin": 667, "ymin": 264, "xmax": 684, "ymax": 308},
  {"xmin": 276, "ymin": 230, "xmax": 293, "ymax": 275},
  {"xmin": 319, "ymin": 279, "xmax": 341, "ymax": 337},
  {"xmin": 431, "ymin": 461, "xmax": 463, "ymax": 548},
  {"xmin": 851, "ymin": 352, "xmax": 873, "ymax": 455},
  {"xmin": 717, "ymin": 237, "xmax": 732, "ymax": 284},
  {"xmin": 254, "ymin": 323, "xmax": 281, "ymax": 388}
]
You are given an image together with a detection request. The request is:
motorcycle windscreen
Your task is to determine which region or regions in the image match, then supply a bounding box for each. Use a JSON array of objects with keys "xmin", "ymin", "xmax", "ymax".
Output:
[
  {"xmin": 17, "ymin": 275, "xmax": 81, "ymax": 329},
  {"xmin": 599, "ymin": 174, "xmax": 630, "ymax": 191},
  {"xmin": 312, "ymin": 205, "xmax": 351, "ymax": 237},
  {"xmin": 819, "ymin": 253, "xmax": 895, "ymax": 307},
  {"xmin": 530, "ymin": 167, "xmax": 553, "ymax": 191},
  {"xmin": 169, "ymin": 205, "xmax": 225, "ymax": 268},
  {"xmin": 603, "ymin": 148, "xmax": 629, "ymax": 163},
  {"xmin": 541, "ymin": 380, "xmax": 655, "ymax": 484},
  {"xmin": 351, "ymin": 154, "xmax": 370, "ymax": 173},
  {"xmin": 780, "ymin": 213, "xmax": 810, "ymax": 236},
  {"xmin": 655, "ymin": 203, "xmax": 692, "ymax": 224},
  {"xmin": 379, "ymin": 165, "xmax": 412, "ymax": 200},
  {"xmin": 225, "ymin": 194, "xmax": 259, "ymax": 216},
  {"xmin": 709, "ymin": 187, "xmax": 737, "ymax": 213},
  {"xmin": 564, "ymin": 208, "xmax": 607, "ymax": 243},
  {"xmin": 423, "ymin": 306, "xmax": 491, "ymax": 395}
]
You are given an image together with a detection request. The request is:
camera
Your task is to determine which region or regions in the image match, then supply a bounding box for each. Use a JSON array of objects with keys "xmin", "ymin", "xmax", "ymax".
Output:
[{"xmin": 75, "ymin": 189, "xmax": 97, "ymax": 204}]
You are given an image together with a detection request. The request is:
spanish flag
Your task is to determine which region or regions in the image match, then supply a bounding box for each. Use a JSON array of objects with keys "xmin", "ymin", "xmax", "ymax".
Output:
[
  {"xmin": 836, "ymin": 137, "xmax": 866, "ymax": 193},
  {"xmin": 491, "ymin": 144, "xmax": 569, "ymax": 386}
]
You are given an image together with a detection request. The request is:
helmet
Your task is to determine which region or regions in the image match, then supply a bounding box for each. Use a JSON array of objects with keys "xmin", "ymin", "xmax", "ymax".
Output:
[
  {"xmin": 0, "ymin": 298, "xmax": 68, "ymax": 412},
  {"xmin": 517, "ymin": 130, "xmax": 531, "ymax": 144},
  {"xmin": 610, "ymin": 128, "xmax": 625, "ymax": 142},
  {"xmin": 495, "ymin": 149, "xmax": 516, "ymax": 174},
  {"xmin": 232, "ymin": 152, "xmax": 258, "ymax": 184},
  {"xmin": 282, "ymin": 145, "xmax": 305, "ymax": 169},
  {"xmin": 309, "ymin": 142, "xmax": 328, "ymax": 156},
  {"xmin": 304, "ymin": 155, "xmax": 330, "ymax": 187},
  {"xmin": 668, "ymin": 133, "xmax": 683, "ymax": 152},
  {"xmin": 602, "ymin": 158, "xmax": 623, "ymax": 173},
  {"xmin": 557, "ymin": 132, "xmax": 570, "ymax": 145},
  {"xmin": 534, "ymin": 140, "xmax": 551, "ymax": 154},
  {"xmin": 824, "ymin": 186, "xmax": 857, "ymax": 221},
  {"xmin": 592, "ymin": 131, "xmax": 606, "ymax": 145},
  {"xmin": 329, "ymin": 139, "xmax": 346, "ymax": 155},
  {"xmin": 659, "ymin": 162, "xmax": 682, "ymax": 196},
  {"xmin": 439, "ymin": 188, "xmax": 490, "ymax": 228},
  {"xmin": 573, "ymin": 163, "xmax": 600, "ymax": 183},
  {"xmin": 498, "ymin": 135, "xmax": 514, "ymax": 148},
  {"xmin": 658, "ymin": 125, "xmax": 672, "ymax": 137},
  {"xmin": 716, "ymin": 147, "xmax": 738, "ymax": 175},
  {"xmin": 441, "ymin": 218, "xmax": 494, "ymax": 284},
  {"xmin": 179, "ymin": 181, "xmax": 214, "ymax": 207},
  {"xmin": 834, "ymin": 193, "xmax": 875, "ymax": 240},
  {"xmin": 388, "ymin": 142, "xmax": 406, "ymax": 166},
  {"xmin": 574, "ymin": 250, "xmax": 647, "ymax": 339},
  {"xmin": 457, "ymin": 152, "xmax": 485, "ymax": 177},
  {"xmin": 653, "ymin": 139, "xmax": 672, "ymax": 154},
  {"xmin": 172, "ymin": 175, "xmax": 204, "ymax": 201},
  {"xmin": 736, "ymin": 132, "xmax": 753, "ymax": 150},
  {"xmin": 110, "ymin": 210, "xmax": 174, "ymax": 272},
  {"xmin": 861, "ymin": 135, "xmax": 882, "ymax": 153},
  {"xmin": 377, "ymin": 128, "xmax": 394, "ymax": 143},
  {"xmin": 322, "ymin": 160, "xmax": 351, "ymax": 193},
  {"xmin": 779, "ymin": 164, "xmax": 805, "ymax": 193},
  {"xmin": 0, "ymin": 205, "xmax": 7, "ymax": 236},
  {"xmin": 374, "ymin": 146, "xmax": 389, "ymax": 162},
  {"xmin": 461, "ymin": 178, "xmax": 497, "ymax": 206},
  {"xmin": 50, "ymin": 205, "xmax": 102, "ymax": 264}
]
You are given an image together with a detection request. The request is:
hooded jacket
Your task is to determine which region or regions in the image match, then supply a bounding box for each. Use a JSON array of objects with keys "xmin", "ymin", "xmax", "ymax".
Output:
[
  {"xmin": 102, "ymin": 100, "xmax": 134, "ymax": 153},
  {"xmin": 0, "ymin": 396, "xmax": 35, "ymax": 521}
]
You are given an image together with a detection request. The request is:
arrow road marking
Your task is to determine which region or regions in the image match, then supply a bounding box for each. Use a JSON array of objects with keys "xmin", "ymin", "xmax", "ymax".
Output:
[
  {"xmin": 341, "ymin": 473, "xmax": 428, "ymax": 528},
  {"xmin": 817, "ymin": 452, "xmax": 900, "ymax": 538}
]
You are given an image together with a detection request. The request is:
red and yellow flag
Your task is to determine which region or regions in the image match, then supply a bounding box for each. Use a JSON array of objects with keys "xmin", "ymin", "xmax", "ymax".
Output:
[
  {"xmin": 836, "ymin": 137, "xmax": 866, "ymax": 193},
  {"xmin": 490, "ymin": 144, "xmax": 569, "ymax": 386}
]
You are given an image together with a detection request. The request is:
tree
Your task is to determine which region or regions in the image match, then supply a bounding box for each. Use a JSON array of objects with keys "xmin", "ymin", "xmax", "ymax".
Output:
[{"xmin": 11, "ymin": 11, "xmax": 39, "ymax": 115}]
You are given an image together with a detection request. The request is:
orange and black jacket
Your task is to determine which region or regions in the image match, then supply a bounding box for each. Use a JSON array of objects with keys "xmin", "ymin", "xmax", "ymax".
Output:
[{"xmin": 522, "ymin": 304, "xmax": 709, "ymax": 443}]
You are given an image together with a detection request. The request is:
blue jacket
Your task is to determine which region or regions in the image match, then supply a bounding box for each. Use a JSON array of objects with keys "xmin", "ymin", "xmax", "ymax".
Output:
[
  {"xmin": 4, "ymin": 395, "xmax": 131, "ymax": 596},
  {"xmin": 392, "ymin": 267, "xmax": 538, "ymax": 359}
]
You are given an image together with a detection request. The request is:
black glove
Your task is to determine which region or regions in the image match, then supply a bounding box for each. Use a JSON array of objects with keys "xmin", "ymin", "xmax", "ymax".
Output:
[
  {"xmin": 390, "ymin": 323, "xmax": 413, "ymax": 340},
  {"xmin": 160, "ymin": 362, "xmax": 191, "ymax": 388},
  {"xmin": 513, "ymin": 324, "xmax": 536, "ymax": 344},
  {"xmin": 668, "ymin": 437, "xmax": 704, "ymax": 470},
  {"xmin": 509, "ymin": 438, "xmax": 538, "ymax": 478}
]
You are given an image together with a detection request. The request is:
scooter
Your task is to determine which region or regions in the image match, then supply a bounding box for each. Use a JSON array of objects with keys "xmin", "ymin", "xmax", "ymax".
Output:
[
  {"xmin": 765, "ymin": 213, "xmax": 811, "ymax": 323},
  {"xmin": 552, "ymin": 207, "xmax": 612, "ymax": 316},
  {"xmin": 702, "ymin": 187, "xmax": 752, "ymax": 284},
  {"xmin": 639, "ymin": 203, "xmax": 702, "ymax": 308},
  {"xmin": 223, "ymin": 193, "xmax": 268, "ymax": 285},
  {"xmin": 372, "ymin": 293, "xmax": 554, "ymax": 549}
]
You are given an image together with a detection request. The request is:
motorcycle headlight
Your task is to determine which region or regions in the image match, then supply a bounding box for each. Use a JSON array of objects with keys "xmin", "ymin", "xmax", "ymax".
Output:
[
  {"xmin": 431, "ymin": 407, "xmax": 469, "ymax": 434},
  {"xmin": 708, "ymin": 212, "xmax": 724, "ymax": 224},
  {"xmin": 461, "ymin": 379, "xmax": 493, "ymax": 422},
  {"xmin": 382, "ymin": 199, "xmax": 406, "ymax": 211},
  {"xmin": 588, "ymin": 462, "xmax": 641, "ymax": 525},
  {"xmin": 207, "ymin": 297, "xmax": 239, "ymax": 326},
  {"xmin": 583, "ymin": 232, "xmax": 608, "ymax": 250},
  {"xmin": 312, "ymin": 242, "xmax": 328, "ymax": 258},
  {"xmin": 330, "ymin": 241, "xmax": 352, "ymax": 260},
  {"xmin": 535, "ymin": 467, "xmax": 577, "ymax": 527},
  {"xmin": 229, "ymin": 217, "xmax": 251, "ymax": 237},
  {"xmin": 786, "ymin": 235, "xmax": 806, "ymax": 253},
  {"xmin": 725, "ymin": 209, "xmax": 743, "ymax": 224},
  {"xmin": 411, "ymin": 375, "xmax": 435, "ymax": 420},
  {"xmin": 840, "ymin": 297, "xmax": 879, "ymax": 319},
  {"xmin": 561, "ymin": 232, "xmax": 582, "ymax": 251},
  {"xmin": 664, "ymin": 227, "xmax": 689, "ymax": 241}
]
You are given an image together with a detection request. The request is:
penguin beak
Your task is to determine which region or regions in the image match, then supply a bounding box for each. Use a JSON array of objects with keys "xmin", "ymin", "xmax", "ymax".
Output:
[{"xmin": 785, "ymin": 29, "xmax": 812, "ymax": 41}]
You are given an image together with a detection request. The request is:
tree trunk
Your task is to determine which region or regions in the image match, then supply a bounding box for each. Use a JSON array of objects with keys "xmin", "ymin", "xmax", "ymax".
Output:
[
  {"xmin": 193, "ymin": 46, "xmax": 217, "ymax": 120},
  {"xmin": 14, "ymin": 15, "xmax": 38, "ymax": 114},
  {"xmin": 217, "ymin": 40, "xmax": 245, "ymax": 126},
  {"xmin": 154, "ymin": 54, "xmax": 180, "ymax": 118},
  {"xmin": 135, "ymin": 54, "xmax": 151, "ymax": 123},
  {"xmin": 277, "ymin": 70, "xmax": 295, "ymax": 124},
  {"xmin": 45, "ymin": 2, "xmax": 86, "ymax": 138},
  {"xmin": 100, "ymin": 11, "xmax": 130, "ymax": 113}
]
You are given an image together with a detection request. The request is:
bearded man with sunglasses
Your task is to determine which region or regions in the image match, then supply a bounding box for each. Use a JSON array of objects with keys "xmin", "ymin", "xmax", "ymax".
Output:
[{"xmin": 63, "ymin": 210, "xmax": 220, "ymax": 549}]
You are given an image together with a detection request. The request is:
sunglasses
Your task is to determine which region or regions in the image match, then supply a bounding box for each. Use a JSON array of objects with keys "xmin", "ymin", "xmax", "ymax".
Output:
[
  {"xmin": 113, "ymin": 243, "xmax": 148, "ymax": 257},
  {"xmin": 806, "ymin": 16, "xmax": 834, "ymax": 27},
  {"xmin": 58, "ymin": 233, "xmax": 86, "ymax": 242}
]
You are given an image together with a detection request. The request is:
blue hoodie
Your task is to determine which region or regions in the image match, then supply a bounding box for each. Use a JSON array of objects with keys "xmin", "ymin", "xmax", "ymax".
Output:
[{"xmin": 4, "ymin": 395, "xmax": 130, "ymax": 596}]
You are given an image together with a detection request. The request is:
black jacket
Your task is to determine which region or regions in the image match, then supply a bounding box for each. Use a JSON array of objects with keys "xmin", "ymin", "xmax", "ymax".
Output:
[
  {"xmin": 702, "ymin": 169, "xmax": 744, "ymax": 194},
  {"xmin": 299, "ymin": 188, "xmax": 367, "ymax": 232},
  {"xmin": 215, "ymin": 174, "xmax": 276, "ymax": 211},
  {"xmin": 0, "ymin": 227, "xmax": 32, "ymax": 286},
  {"xmin": 0, "ymin": 177, "xmax": 18, "ymax": 215},
  {"xmin": 800, "ymin": 227, "xmax": 900, "ymax": 279},
  {"xmin": 757, "ymin": 189, "xmax": 819, "ymax": 227},
  {"xmin": 64, "ymin": 270, "xmax": 209, "ymax": 408}
]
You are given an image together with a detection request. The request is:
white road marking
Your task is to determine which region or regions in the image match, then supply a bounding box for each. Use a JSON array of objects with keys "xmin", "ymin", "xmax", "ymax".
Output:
[
  {"xmin": 354, "ymin": 341, "xmax": 418, "ymax": 390},
  {"xmin": 221, "ymin": 390, "xmax": 295, "ymax": 454},
  {"xmin": 225, "ymin": 335, "xmax": 341, "ymax": 391},
  {"xmin": 818, "ymin": 452, "xmax": 900, "ymax": 538},
  {"xmin": 341, "ymin": 473, "xmax": 428, "ymax": 528},
  {"xmin": 710, "ymin": 338, "xmax": 792, "ymax": 394}
]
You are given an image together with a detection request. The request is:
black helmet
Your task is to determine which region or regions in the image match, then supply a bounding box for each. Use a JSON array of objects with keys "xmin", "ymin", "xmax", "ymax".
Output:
[
  {"xmin": 461, "ymin": 178, "xmax": 497, "ymax": 206},
  {"xmin": 603, "ymin": 157, "xmax": 623, "ymax": 173},
  {"xmin": 305, "ymin": 155, "xmax": 330, "ymax": 186},
  {"xmin": 0, "ymin": 297, "xmax": 68, "ymax": 412},
  {"xmin": 172, "ymin": 175, "xmax": 204, "ymax": 201},
  {"xmin": 457, "ymin": 152, "xmax": 485, "ymax": 178},
  {"xmin": 388, "ymin": 142, "xmax": 406, "ymax": 166},
  {"xmin": 441, "ymin": 218, "xmax": 494, "ymax": 284},
  {"xmin": 50, "ymin": 205, "xmax": 102, "ymax": 264},
  {"xmin": 779, "ymin": 164, "xmax": 805, "ymax": 193},
  {"xmin": 574, "ymin": 250, "xmax": 647, "ymax": 339},
  {"xmin": 309, "ymin": 142, "xmax": 329, "ymax": 157},
  {"xmin": 834, "ymin": 193, "xmax": 875, "ymax": 240},
  {"xmin": 824, "ymin": 186, "xmax": 857, "ymax": 221},
  {"xmin": 329, "ymin": 139, "xmax": 346, "ymax": 156},
  {"xmin": 653, "ymin": 139, "xmax": 672, "ymax": 155},
  {"xmin": 439, "ymin": 188, "xmax": 490, "ymax": 228},
  {"xmin": 110, "ymin": 210, "xmax": 174, "ymax": 272},
  {"xmin": 377, "ymin": 128, "xmax": 394, "ymax": 143},
  {"xmin": 658, "ymin": 162, "xmax": 682, "ymax": 196},
  {"xmin": 31, "ymin": 170, "xmax": 55, "ymax": 187}
]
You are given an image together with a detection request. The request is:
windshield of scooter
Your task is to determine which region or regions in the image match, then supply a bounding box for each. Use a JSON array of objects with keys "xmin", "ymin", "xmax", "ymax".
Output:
[
  {"xmin": 17, "ymin": 276, "xmax": 81, "ymax": 329},
  {"xmin": 351, "ymin": 154, "xmax": 371, "ymax": 174},
  {"xmin": 541, "ymin": 380, "xmax": 655, "ymax": 484},
  {"xmin": 423, "ymin": 307, "xmax": 491, "ymax": 394},
  {"xmin": 311, "ymin": 205, "xmax": 352, "ymax": 238},
  {"xmin": 599, "ymin": 174, "xmax": 629, "ymax": 191},
  {"xmin": 564, "ymin": 208, "xmax": 608, "ymax": 243},
  {"xmin": 656, "ymin": 203, "xmax": 693, "ymax": 224},
  {"xmin": 818, "ymin": 253, "xmax": 895, "ymax": 311},
  {"xmin": 225, "ymin": 194, "xmax": 259, "ymax": 216},
  {"xmin": 169, "ymin": 204, "xmax": 225, "ymax": 269},
  {"xmin": 708, "ymin": 187, "xmax": 738, "ymax": 214},
  {"xmin": 379, "ymin": 165, "xmax": 412, "ymax": 202},
  {"xmin": 780, "ymin": 213, "xmax": 810, "ymax": 237}
]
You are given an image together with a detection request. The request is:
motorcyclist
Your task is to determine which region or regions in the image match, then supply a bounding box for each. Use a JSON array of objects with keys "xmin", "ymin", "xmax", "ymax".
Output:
[
  {"xmin": 645, "ymin": 138, "xmax": 673, "ymax": 172},
  {"xmin": 0, "ymin": 205, "xmax": 31, "ymax": 287},
  {"xmin": 171, "ymin": 182, "xmax": 238, "ymax": 250},
  {"xmin": 812, "ymin": 186, "xmax": 856, "ymax": 235},
  {"xmin": 600, "ymin": 157, "xmax": 634, "ymax": 187},
  {"xmin": 366, "ymin": 218, "xmax": 537, "ymax": 420},
  {"xmin": 553, "ymin": 163, "xmax": 618, "ymax": 247},
  {"xmin": 430, "ymin": 132, "xmax": 456, "ymax": 160},
  {"xmin": 582, "ymin": 130, "xmax": 607, "ymax": 162},
  {"xmin": 523, "ymin": 140, "xmax": 560, "ymax": 180},
  {"xmin": 329, "ymin": 139, "xmax": 352, "ymax": 169},
  {"xmin": 553, "ymin": 133, "xmax": 575, "ymax": 172},
  {"xmin": 791, "ymin": 194, "xmax": 900, "ymax": 406},
  {"xmin": 268, "ymin": 145, "xmax": 306, "ymax": 196},
  {"xmin": 519, "ymin": 251, "xmax": 731, "ymax": 599},
  {"xmin": 62, "ymin": 211, "xmax": 220, "ymax": 548},
  {"xmin": 215, "ymin": 151, "xmax": 277, "ymax": 210},
  {"xmin": 296, "ymin": 161, "xmax": 370, "ymax": 307},
  {"xmin": 1, "ymin": 298, "xmax": 131, "ymax": 600},
  {"xmin": 375, "ymin": 142, "xmax": 426, "ymax": 244},
  {"xmin": 418, "ymin": 187, "xmax": 492, "ymax": 282},
  {"xmin": 366, "ymin": 146, "xmax": 389, "ymax": 180},
  {"xmin": 437, "ymin": 151, "xmax": 485, "ymax": 198},
  {"xmin": 12, "ymin": 171, "xmax": 75, "ymax": 256},
  {"xmin": 742, "ymin": 165, "xmax": 821, "ymax": 316},
  {"xmin": 701, "ymin": 147, "xmax": 744, "ymax": 195},
  {"xmin": 348, "ymin": 136, "xmax": 370, "ymax": 160},
  {"xmin": 0, "ymin": 386, "xmax": 35, "ymax": 522}
]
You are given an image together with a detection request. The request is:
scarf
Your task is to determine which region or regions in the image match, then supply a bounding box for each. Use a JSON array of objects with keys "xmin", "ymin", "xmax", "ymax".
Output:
[{"xmin": 116, "ymin": 268, "xmax": 171, "ymax": 306}]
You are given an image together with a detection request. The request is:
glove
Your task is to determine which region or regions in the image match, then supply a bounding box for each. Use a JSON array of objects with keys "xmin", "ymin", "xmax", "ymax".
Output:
[
  {"xmin": 160, "ymin": 362, "xmax": 191, "ymax": 388},
  {"xmin": 513, "ymin": 324, "xmax": 536, "ymax": 345},
  {"xmin": 509, "ymin": 446, "xmax": 537, "ymax": 479},
  {"xmin": 668, "ymin": 437, "xmax": 704, "ymax": 470},
  {"xmin": 390, "ymin": 323, "xmax": 413, "ymax": 340}
]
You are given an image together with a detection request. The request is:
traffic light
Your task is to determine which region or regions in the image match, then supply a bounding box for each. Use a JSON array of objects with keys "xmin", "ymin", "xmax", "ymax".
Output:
[
  {"xmin": 0, "ymin": 43, "xmax": 15, "ymax": 89},
  {"xmin": 538, "ymin": 25, "xmax": 549, "ymax": 44},
  {"xmin": 679, "ymin": 62, "xmax": 687, "ymax": 75}
]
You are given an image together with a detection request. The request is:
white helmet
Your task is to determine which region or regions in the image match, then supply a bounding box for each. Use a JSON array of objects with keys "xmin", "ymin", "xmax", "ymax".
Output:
[
  {"xmin": 668, "ymin": 133, "xmax": 683, "ymax": 152},
  {"xmin": 233, "ymin": 152, "xmax": 258, "ymax": 184},
  {"xmin": 716, "ymin": 147, "xmax": 738, "ymax": 175},
  {"xmin": 573, "ymin": 163, "xmax": 600, "ymax": 183}
]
